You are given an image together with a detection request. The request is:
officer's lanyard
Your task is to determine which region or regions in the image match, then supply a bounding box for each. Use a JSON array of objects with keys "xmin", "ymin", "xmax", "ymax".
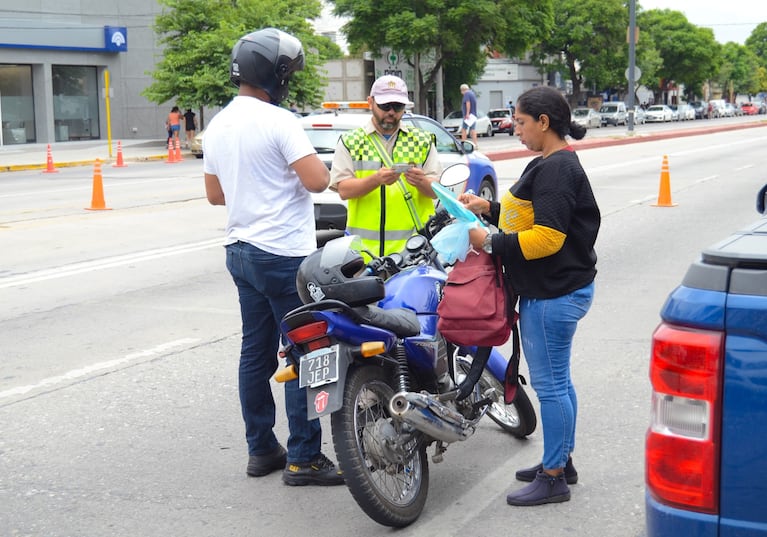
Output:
[{"xmin": 366, "ymin": 133, "xmax": 423, "ymax": 231}]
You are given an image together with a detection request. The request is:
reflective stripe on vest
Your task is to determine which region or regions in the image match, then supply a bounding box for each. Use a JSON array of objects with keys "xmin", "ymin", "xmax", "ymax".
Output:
[{"xmin": 341, "ymin": 128, "xmax": 434, "ymax": 257}]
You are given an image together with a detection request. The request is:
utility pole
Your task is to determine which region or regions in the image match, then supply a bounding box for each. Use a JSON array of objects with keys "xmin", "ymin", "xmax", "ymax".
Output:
[{"xmin": 627, "ymin": 0, "xmax": 637, "ymax": 133}]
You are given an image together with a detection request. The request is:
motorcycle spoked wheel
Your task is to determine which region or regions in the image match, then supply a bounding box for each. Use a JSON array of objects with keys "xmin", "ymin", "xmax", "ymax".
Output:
[
  {"xmin": 454, "ymin": 352, "xmax": 537, "ymax": 438},
  {"xmin": 330, "ymin": 364, "xmax": 429, "ymax": 528}
]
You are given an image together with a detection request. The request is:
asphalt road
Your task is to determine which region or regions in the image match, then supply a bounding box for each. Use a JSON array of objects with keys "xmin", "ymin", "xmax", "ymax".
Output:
[{"xmin": 1, "ymin": 125, "xmax": 766, "ymax": 536}]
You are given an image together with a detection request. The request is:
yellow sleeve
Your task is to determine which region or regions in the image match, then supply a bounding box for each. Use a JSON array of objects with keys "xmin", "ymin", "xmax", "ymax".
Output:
[{"xmin": 518, "ymin": 224, "xmax": 566, "ymax": 260}]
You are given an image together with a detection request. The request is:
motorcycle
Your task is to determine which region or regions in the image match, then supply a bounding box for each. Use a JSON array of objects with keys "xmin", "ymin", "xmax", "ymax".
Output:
[{"xmin": 276, "ymin": 164, "xmax": 536, "ymax": 527}]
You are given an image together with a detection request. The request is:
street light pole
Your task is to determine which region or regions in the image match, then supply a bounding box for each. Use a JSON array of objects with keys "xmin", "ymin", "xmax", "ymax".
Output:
[{"xmin": 627, "ymin": 0, "xmax": 637, "ymax": 133}]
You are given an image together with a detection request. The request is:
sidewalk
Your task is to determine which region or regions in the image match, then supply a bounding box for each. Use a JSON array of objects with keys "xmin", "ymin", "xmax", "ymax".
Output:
[
  {"xmin": 0, "ymin": 138, "xmax": 183, "ymax": 172},
  {"xmin": 1, "ymin": 120, "xmax": 765, "ymax": 172}
]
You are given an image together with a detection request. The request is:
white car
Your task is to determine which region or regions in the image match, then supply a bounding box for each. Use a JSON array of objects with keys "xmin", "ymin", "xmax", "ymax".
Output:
[
  {"xmin": 441, "ymin": 110, "xmax": 494, "ymax": 138},
  {"xmin": 645, "ymin": 105, "xmax": 673, "ymax": 123},
  {"xmin": 571, "ymin": 107, "xmax": 602, "ymax": 129}
]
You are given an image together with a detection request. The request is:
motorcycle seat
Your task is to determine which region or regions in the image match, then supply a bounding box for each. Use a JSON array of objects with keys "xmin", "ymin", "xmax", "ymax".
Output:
[{"xmin": 352, "ymin": 304, "xmax": 421, "ymax": 337}]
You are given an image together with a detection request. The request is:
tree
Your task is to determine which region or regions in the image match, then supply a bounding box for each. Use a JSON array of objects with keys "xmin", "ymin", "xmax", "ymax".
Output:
[
  {"xmin": 328, "ymin": 0, "xmax": 553, "ymax": 114},
  {"xmin": 142, "ymin": 0, "xmax": 343, "ymax": 115},
  {"xmin": 637, "ymin": 9, "xmax": 721, "ymax": 101},
  {"xmin": 531, "ymin": 0, "xmax": 626, "ymax": 105},
  {"xmin": 745, "ymin": 23, "xmax": 767, "ymax": 72},
  {"xmin": 719, "ymin": 42, "xmax": 760, "ymax": 99}
]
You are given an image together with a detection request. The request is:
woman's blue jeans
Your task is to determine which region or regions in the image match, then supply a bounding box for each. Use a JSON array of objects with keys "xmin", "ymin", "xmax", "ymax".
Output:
[
  {"xmin": 225, "ymin": 241, "xmax": 321, "ymax": 463},
  {"xmin": 518, "ymin": 282, "xmax": 594, "ymax": 471}
]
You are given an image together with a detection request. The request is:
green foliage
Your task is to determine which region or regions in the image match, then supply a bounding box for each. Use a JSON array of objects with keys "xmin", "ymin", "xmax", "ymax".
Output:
[
  {"xmin": 719, "ymin": 42, "xmax": 761, "ymax": 97},
  {"xmin": 142, "ymin": 0, "xmax": 343, "ymax": 110},
  {"xmin": 328, "ymin": 0, "xmax": 552, "ymax": 112},
  {"xmin": 637, "ymin": 9, "xmax": 721, "ymax": 99},
  {"xmin": 532, "ymin": 0, "xmax": 626, "ymax": 103},
  {"xmin": 745, "ymin": 23, "xmax": 767, "ymax": 72}
]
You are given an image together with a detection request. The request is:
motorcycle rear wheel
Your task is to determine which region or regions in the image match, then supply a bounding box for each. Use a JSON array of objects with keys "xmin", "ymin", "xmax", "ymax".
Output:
[
  {"xmin": 330, "ymin": 364, "xmax": 429, "ymax": 528},
  {"xmin": 455, "ymin": 353, "xmax": 537, "ymax": 438}
]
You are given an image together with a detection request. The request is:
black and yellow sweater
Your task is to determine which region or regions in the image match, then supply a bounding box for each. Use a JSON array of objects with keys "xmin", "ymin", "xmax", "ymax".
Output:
[{"xmin": 488, "ymin": 148, "xmax": 600, "ymax": 299}]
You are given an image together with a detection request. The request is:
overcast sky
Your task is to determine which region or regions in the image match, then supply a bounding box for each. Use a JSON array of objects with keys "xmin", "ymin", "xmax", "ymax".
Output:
[{"xmin": 639, "ymin": 0, "xmax": 767, "ymax": 44}]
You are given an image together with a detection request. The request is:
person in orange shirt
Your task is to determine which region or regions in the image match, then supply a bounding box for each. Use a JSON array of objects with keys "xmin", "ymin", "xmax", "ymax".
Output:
[{"xmin": 167, "ymin": 106, "xmax": 182, "ymax": 145}]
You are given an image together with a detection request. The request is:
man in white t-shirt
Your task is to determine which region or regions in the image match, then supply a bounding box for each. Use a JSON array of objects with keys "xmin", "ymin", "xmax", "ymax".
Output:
[{"xmin": 203, "ymin": 28, "xmax": 343, "ymax": 487}]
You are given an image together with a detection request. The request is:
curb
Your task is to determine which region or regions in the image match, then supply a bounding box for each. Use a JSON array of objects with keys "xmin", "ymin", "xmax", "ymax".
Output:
[{"xmin": 0, "ymin": 153, "xmax": 177, "ymax": 173}]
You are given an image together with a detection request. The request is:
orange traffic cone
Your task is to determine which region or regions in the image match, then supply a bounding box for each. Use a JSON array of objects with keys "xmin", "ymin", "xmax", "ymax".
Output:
[
  {"xmin": 85, "ymin": 159, "xmax": 111, "ymax": 211},
  {"xmin": 652, "ymin": 155, "xmax": 677, "ymax": 207},
  {"xmin": 166, "ymin": 139, "xmax": 177, "ymax": 163},
  {"xmin": 174, "ymin": 138, "xmax": 183, "ymax": 162},
  {"xmin": 42, "ymin": 144, "xmax": 59, "ymax": 174},
  {"xmin": 113, "ymin": 140, "xmax": 127, "ymax": 168}
]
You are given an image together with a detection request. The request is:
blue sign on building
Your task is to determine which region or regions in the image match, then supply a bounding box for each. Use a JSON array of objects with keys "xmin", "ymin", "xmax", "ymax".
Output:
[{"xmin": 104, "ymin": 26, "xmax": 128, "ymax": 52}]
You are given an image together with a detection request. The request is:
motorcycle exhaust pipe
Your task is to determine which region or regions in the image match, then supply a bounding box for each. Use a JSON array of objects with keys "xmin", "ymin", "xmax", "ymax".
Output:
[{"xmin": 389, "ymin": 391, "xmax": 475, "ymax": 444}]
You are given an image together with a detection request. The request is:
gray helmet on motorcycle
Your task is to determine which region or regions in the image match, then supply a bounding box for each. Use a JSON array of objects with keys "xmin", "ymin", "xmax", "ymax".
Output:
[
  {"xmin": 229, "ymin": 27, "xmax": 305, "ymax": 105},
  {"xmin": 296, "ymin": 236, "xmax": 386, "ymax": 307}
]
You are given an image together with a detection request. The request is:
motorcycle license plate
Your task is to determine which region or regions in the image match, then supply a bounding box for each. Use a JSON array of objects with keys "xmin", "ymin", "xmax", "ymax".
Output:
[{"xmin": 298, "ymin": 345, "xmax": 339, "ymax": 388}]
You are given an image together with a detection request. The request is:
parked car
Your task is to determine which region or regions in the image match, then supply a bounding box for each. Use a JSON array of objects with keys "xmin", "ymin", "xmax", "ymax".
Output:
[
  {"xmin": 300, "ymin": 103, "xmax": 499, "ymax": 230},
  {"xmin": 689, "ymin": 101, "xmax": 709, "ymax": 119},
  {"xmin": 668, "ymin": 105, "xmax": 681, "ymax": 121},
  {"xmin": 631, "ymin": 106, "xmax": 646, "ymax": 125},
  {"xmin": 645, "ymin": 104, "xmax": 673, "ymax": 123},
  {"xmin": 487, "ymin": 108, "xmax": 515, "ymax": 135},
  {"xmin": 441, "ymin": 110, "xmax": 494, "ymax": 138},
  {"xmin": 571, "ymin": 107, "xmax": 602, "ymax": 128},
  {"xmin": 709, "ymin": 99, "xmax": 726, "ymax": 118},
  {"xmin": 598, "ymin": 102, "xmax": 627, "ymax": 126},
  {"xmin": 646, "ymin": 183, "xmax": 767, "ymax": 537},
  {"xmin": 740, "ymin": 102, "xmax": 759, "ymax": 115},
  {"xmin": 675, "ymin": 104, "xmax": 695, "ymax": 121}
]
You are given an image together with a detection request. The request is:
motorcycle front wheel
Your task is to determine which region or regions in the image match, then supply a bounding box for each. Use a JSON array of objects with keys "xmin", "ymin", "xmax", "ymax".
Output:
[
  {"xmin": 455, "ymin": 353, "xmax": 537, "ymax": 438},
  {"xmin": 330, "ymin": 364, "xmax": 429, "ymax": 528}
]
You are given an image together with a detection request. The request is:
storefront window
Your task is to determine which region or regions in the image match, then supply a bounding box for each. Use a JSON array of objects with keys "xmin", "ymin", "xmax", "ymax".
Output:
[
  {"xmin": 52, "ymin": 65, "xmax": 100, "ymax": 141},
  {"xmin": 0, "ymin": 64, "xmax": 35, "ymax": 145}
]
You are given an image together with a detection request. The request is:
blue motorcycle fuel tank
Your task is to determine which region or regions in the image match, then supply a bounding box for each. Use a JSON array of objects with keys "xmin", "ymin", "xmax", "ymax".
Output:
[{"xmin": 378, "ymin": 265, "xmax": 447, "ymax": 376}]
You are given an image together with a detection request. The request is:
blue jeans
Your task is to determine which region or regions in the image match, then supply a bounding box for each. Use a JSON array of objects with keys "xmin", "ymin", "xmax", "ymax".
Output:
[
  {"xmin": 518, "ymin": 282, "xmax": 594, "ymax": 471},
  {"xmin": 225, "ymin": 241, "xmax": 321, "ymax": 463}
]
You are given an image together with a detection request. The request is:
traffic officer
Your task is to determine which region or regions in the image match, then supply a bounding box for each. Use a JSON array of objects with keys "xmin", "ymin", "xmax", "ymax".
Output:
[{"xmin": 329, "ymin": 75, "xmax": 441, "ymax": 257}]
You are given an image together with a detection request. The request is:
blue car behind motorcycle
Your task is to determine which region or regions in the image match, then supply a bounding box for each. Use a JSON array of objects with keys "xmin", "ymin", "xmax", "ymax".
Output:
[{"xmin": 276, "ymin": 164, "xmax": 536, "ymax": 527}]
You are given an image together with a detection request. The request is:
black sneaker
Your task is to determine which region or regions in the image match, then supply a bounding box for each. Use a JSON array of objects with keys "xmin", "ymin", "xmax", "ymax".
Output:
[
  {"xmin": 515, "ymin": 456, "xmax": 578, "ymax": 484},
  {"xmin": 246, "ymin": 445, "xmax": 287, "ymax": 477},
  {"xmin": 282, "ymin": 453, "xmax": 344, "ymax": 486},
  {"xmin": 506, "ymin": 470, "xmax": 571, "ymax": 506}
]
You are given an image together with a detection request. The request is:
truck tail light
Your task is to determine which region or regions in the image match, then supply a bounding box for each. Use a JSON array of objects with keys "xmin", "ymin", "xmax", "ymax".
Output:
[{"xmin": 646, "ymin": 322, "xmax": 723, "ymax": 514}]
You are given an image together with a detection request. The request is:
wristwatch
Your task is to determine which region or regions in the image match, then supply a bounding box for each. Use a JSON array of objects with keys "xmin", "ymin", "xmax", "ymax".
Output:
[{"xmin": 482, "ymin": 234, "xmax": 493, "ymax": 254}]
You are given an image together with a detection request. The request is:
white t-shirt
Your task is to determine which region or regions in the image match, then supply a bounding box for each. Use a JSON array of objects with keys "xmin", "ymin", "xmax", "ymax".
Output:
[{"xmin": 203, "ymin": 96, "xmax": 317, "ymax": 256}]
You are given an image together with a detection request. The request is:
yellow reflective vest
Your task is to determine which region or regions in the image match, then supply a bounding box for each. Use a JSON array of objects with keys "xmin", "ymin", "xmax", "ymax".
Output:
[{"xmin": 341, "ymin": 127, "xmax": 434, "ymax": 257}]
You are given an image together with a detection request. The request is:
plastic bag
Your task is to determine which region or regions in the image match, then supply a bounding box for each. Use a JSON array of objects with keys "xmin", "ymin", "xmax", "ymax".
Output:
[{"xmin": 431, "ymin": 219, "xmax": 481, "ymax": 263}]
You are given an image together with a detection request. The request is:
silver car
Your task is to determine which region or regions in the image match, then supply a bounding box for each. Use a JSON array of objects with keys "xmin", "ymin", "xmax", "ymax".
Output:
[{"xmin": 571, "ymin": 107, "xmax": 602, "ymax": 128}]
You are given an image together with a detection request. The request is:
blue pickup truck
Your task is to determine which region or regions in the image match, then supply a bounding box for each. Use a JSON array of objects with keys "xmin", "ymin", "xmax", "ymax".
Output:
[{"xmin": 645, "ymin": 185, "xmax": 767, "ymax": 536}]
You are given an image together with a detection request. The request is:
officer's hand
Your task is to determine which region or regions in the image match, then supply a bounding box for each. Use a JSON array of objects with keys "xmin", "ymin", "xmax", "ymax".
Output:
[
  {"xmin": 402, "ymin": 166, "xmax": 432, "ymax": 190},
  {"xmin": 378, "ymin": 167, "xmax": 401, "ymax": 186}
]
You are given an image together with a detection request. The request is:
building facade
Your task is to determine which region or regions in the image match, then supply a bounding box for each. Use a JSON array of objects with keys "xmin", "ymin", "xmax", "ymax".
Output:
[{"xmin": 0, "ymin": 1, "xmax": 167, "ymax": 146}]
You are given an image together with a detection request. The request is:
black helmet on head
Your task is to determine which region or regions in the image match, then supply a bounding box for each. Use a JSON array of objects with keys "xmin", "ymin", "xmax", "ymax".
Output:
[
  {"xmin": 296, "ymin": 236, "xmax": 385, "ymax": 307},
  {"xmin": 230, "ymin": 27, "xmax": 305, "ymax": 105}
]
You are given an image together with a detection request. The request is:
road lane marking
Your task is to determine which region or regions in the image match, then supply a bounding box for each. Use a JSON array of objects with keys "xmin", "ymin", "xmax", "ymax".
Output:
[
  {"xmin": 0, "ymin": 238, "xmax": 223, "ymax": 289},
  {"xmin": 0, "ymin": 338, "xmax": 200, "ymax": 400}
]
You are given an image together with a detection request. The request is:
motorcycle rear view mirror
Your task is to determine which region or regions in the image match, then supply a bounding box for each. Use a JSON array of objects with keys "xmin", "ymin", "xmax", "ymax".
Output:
[
  {"xmin": 439, "ymin": 163, "xmax": 471, "ymax": 196},
  {"xmin": 757, "ymin": 183, "xmax": 767, "ymax": 215}
]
